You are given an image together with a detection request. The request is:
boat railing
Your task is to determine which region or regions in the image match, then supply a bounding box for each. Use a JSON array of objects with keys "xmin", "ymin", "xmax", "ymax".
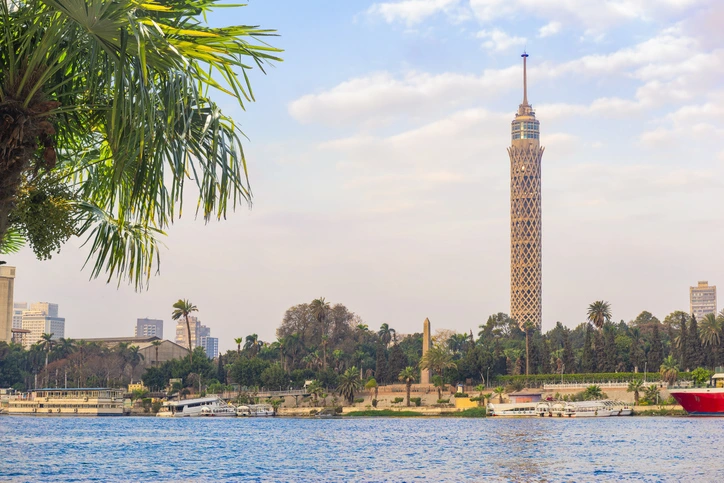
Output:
[{"xmin": 543, "ymin": 381, "xmax": 663, "ymax": 389}]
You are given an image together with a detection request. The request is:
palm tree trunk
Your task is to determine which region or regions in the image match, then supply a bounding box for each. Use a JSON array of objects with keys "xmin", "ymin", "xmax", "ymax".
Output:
[
  {"xmin": 525, "ymin": 331, "xmax": 530, "ymax": 377},
  {"xmin": 185, "ymin": 314, "xmax": 193, "ymax": 362},
  {"xmin": 406, "ymin": 383, "xmax": 411, "ymax": 407},
  {"xmin": 155, "ymin": 347, "xmax": 159, "ymax": 367}
]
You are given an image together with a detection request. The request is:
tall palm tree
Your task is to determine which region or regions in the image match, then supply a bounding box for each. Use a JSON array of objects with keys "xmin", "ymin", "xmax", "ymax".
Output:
[
  {"xmin": 0, "ymin": 0, "xmax": 282, "ymax": 287},
  {"xmin": 127, "ymin": 346, "xmax": 144, "ymax": 383},
  {"xmin": 587, "ymin": 301, "xmax": 612, "ymax": 329},
  {"xmin": 493, "ymin": 386, "xmax": 505, "ymax": 404},
  {"xmin": 398, "ymin": 367, "xmax": 417, "ymax": 407},
  {"xmin": 234, "ymin": 338, "xmax": 243, "ymax": 356},
  {"xmin": 660, "ymin": 355, "xmax": 679, "ymax": 386},
  {"xmin": 627, "ymin": 379, "xmax": 644, "ymax": 405},
  {"xmin": 337, "ymin": 367, "xmax": 361, "ymax": 405},
  {"xmin": 151, "ymin": 340, "xmax": 161, "ymax": 367},
  {"xmin": 378, "ymin": 323, "xmax": 396, "ymax": 347},
  {"xmin": 244, "ymin": 334, "xmax": 261, "ymax": 357},
  {"xmin": 474, "ymin": 384, "xmax": 485, "ymax": 407},
  {"xmin": 76, "ymin": 339, "xmax": 88, "ymax": 386},
  {"xmin": 432, "ymin": 375, "xmax": 446, "ymax": 401},
  {"xmin": 320, "ymin": 335, "xmax": 329, "ymax": 370},
  {"xmin": 365, "ymin": 378, "xmax": 379, "ymax": 402},
  {"xmin": 172, "ymin": 299, "xmax": 198, "ymax": 362},
  {"xmin": 38, "ymin": 333, "xmax": 54, "ymax": 384}
]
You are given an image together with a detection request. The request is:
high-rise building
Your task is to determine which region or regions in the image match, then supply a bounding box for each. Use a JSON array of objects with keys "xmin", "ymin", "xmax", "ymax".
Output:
[
  {"xmin": 21, "ymin": 303, "xmax": 65, "ymax": 348},
  {"xmin": 0, "ymin": 266, "xmax": 15, "ymax": 343},
  {"xmin": 200, "ymin": 336, "xmax": 219, "ymax": 359},
  {"xmin": 175, "ymin": 316, "xmax": 211, "ymax": 349},
  {"xmin": 690, "ymin": 281, "xmax": 717, "ymax": 321},
  {"xmin": 509, "ymin": 53, "xmax": 544, "ymax": 328},
  {"xmin": 134, "ymin": 318, "xmax": 163, "ymax": 339},
  {"xmin": 13, "ymin": 302, "xmax": 27, "ymax": 329}
]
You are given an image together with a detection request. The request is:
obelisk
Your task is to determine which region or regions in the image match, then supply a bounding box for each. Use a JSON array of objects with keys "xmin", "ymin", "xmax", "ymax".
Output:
[{"xmin": 421, "ymin": 318, "xmax": 432, "ymax": 384}]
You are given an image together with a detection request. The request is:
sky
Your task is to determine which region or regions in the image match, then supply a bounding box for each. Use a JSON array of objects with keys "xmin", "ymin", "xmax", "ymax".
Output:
[{"xmin": 9, "ymin": 0, "xmax": 724, "ymax": 350}]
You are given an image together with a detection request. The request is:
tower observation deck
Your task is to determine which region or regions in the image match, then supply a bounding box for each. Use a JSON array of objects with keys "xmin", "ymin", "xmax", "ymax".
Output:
[{"xmin": 508, "ymin": 53, "xmax": 544, "ymax": 328}]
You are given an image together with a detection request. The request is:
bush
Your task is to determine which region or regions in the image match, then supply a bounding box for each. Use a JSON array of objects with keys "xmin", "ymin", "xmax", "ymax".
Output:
[
  {"xmin": 410, "ymin": 397, "xmax": 422, "ymax": 407},
  {"xmin": 151, "ymin": 401, "xmax": 162, "ymax": 413},
  {"xmin": 392, "ymin": 397, "xmax": 404, "ymax": 404},
  {"xmin": 309, "ymin": 409, "xmax": 318, "ymax": 415},
  {"xmin": 371, "ymin": 398, "xmax": 378, "ymax": 408},
  {"xmin": 335, "ymin": 406, "xmax": 343, "ymax": 414},
  {"xmin": 437, "ymin": 399, "xmax": 450, "ymax": 404},
  {"xmin": 455, "ymin": 393, "xmax": 469, "ymax": 398},
  {"xmin": 354, "ymin": 398, "xmax": 364, "ymax": 404}
]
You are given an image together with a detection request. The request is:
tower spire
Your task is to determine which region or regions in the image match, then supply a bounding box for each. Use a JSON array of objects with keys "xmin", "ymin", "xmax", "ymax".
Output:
[{"xmin": 521, "ymin": 52, "xmax": 529, "ymax": 106}]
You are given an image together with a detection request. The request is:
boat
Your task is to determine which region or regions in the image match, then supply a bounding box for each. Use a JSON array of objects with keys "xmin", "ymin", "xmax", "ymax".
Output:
[
  {"xmin": 236, "ymin": 405, "xmax": 251, "ymax": 417},
  {"xmin": 157, "ymin": 396, "xmax": 235, "ymax": 417},
  {"xmin": 6, "ymin": 388, "xmax": 125, "ymax": 416},
  {"xmin": 487, "ymin": 402, "xmax": 538, "ymax": 416},
  {"xmin": 563, "ymin": 401, "xmax": 612, "ymax": 417},
  {"xmin": 669, "ymin": 371, "xmax": 724, "ymax": 416},
  {"xmin": 247, "ymin": 404, "xmax": 275, "ymax": 417}
]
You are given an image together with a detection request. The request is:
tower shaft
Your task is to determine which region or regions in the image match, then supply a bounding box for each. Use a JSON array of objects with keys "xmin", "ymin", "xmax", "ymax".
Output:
[{"xmin": 509, "ymin": 53, "xmax": 543, "ymax": 328}]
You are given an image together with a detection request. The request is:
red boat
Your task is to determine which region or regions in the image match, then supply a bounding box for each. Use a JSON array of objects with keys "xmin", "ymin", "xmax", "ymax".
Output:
[{"xmin": 669, "ymin": 372, "xmax": 724, "ymax": 416}]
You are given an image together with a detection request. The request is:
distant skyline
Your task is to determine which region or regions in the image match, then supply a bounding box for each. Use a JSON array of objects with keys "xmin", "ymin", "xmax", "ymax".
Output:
[{"xmin": 7, "ymin": 0, "xmax": 724, "ymax": 351}]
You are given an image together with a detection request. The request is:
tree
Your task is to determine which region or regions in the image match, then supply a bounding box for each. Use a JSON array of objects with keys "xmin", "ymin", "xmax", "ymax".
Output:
[
  {"xmin": 127, "ymin": 346, "xmax": 144, "ymax": 383},
  {"xmin": 378, "ymin": 323, "xmax": 396, "ymax": 347},
  {"xmin": 474, "ymin": 384, "xmax": 485, "ymax": 407},
  {"xmin": 581, "ymin": 385, "xmax": 605, "ymax": 401},
  {"xmin": 678, "ymin": 314, "xmax": 690, "ymax": 371},
  {"xmin": 660, "ymin": 355, "xmax": 679, "ymax": 386},
  {"xmin": 151, "ymin": 341, "xmax": 161, "ymax": 368},
  {"xmin": 337, "ymin": 367, "xmax": 361, "ymax": 405},
  {"xmin": 419, "ymin": 346, "xmax": 457, "ymax": 379},
  {"xmin": 493, "ymin": 386, "xmax": 505, "ymax": 403},
  {"xmin": 235, "ymin": 338, "xmax": 243, "ymax": 356},
  {"xmin": 375, "ymin": 343, "xmax": 388, "ymax": 383},
  {"xmin": 700, "ymin": 313, "xmax": 722, "ymax": 367},
  {"xmin": 0, "ymin": 0, "xmax": 282, "ymax": 285},
  {"xmin": 587, "ymin": 301, "xmax": 612, "ymax": 329},
  {"xmin": 244, "ymin": 334, "xmax": 262, "ymax": 357},
  {"xmin": 581, "ymin": 325, "xmax": 595, "ymax": 372},
  {"xmin": 561, "ymin": 329, "xmax": 575, "ymax": 374},
  {"xmin": 398, "ymin": 367, "xmax": 417, "ymax": 407},
  {"xmin": 627, "ymin": 379, "xmax": 644, "ymax": 405},
  {"xmin": 432, "ymin": 375, "xmax": 446, "ymax": 401},
  {"xmin": 310, "ymin": 298, "xmax": 330, "ymax": 368},
  {"xmin": 387, "ymin": 343, "xmax": 407, "ymax": 382},
  {"xmin": 38, "ymin": 333, "xmax": 54, "ymax": 384},
  {"xmin": 687, "ymin": 314, "xmax": 704, "ymax": 369},
  {"xmin": 648, "ymin": 322, "xmax": 663, "ymax": 370},
  {"xmin": 365, "ymin": 378, "xmax": 379, "ymax": 402},
  {"xmin": 172, "ymin": 300, "xmax": 198, "ymax": 362}
]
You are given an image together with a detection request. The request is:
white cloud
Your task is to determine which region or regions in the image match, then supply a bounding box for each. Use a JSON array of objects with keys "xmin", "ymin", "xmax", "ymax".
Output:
[
  {"xmin": 476, "ymin": 29, "xmax": 526, "ymax": 52},
  {"xmin": 538, "ymin": 21, "xmax": 562, "ymax": 38},
  {"xmin": 366, "ymin": 0, "xmax": 464, "ymax": 26}
]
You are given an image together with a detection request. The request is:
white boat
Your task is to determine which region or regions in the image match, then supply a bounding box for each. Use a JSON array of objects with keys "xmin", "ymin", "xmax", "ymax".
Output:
[
  {"xmin": 564, "ymin": 401, "xmax": 612, "ymax": 417},
  {"xmin": 157, "ymin": 397, "xmax": 235, "ymax": 418},
  {"xmin": 248, "ymin": 404, "xmax": 275, "ymax": 417},
  {"xmin": 601, "ymin": 400, "xmax": 633, "ymax": 416},
  {"xmin": 487, "ymin": 402, "xmax": 538, "ymax": 416},
  {"xmin": 236, "ymin": 405, "xmax": 251, "ymax": 417},
  {"xmin": 6, "ymin": 388, "xmax": 125, "ymax": 416}
]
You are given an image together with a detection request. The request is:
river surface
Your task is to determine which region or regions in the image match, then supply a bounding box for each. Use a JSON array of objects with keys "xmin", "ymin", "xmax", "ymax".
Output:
[{"xmin": 0, "ymin": 416, "xmax": 721, "ymax": 482}]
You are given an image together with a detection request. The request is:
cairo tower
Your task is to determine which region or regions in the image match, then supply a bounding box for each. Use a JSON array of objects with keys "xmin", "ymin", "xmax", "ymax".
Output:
[{"xmin": 508, "ymin": 53, "xmax": 544, "ymax": 328}]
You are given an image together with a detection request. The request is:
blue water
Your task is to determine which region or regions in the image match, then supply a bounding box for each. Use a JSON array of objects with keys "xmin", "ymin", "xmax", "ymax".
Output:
[{"xmin": 0, "ymin": 416, "xmax": 721, "ymax": 482}]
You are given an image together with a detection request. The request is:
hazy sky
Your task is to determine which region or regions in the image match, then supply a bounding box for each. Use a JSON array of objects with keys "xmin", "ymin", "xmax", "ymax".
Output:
[{"xmin": 9, "ymin": 0, "xmax": 724, "ymax": 350}]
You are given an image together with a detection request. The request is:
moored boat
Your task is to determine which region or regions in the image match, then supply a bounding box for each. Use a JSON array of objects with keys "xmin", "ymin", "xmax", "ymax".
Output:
[
  {"xmin": 157, "ymin": 396, "xmax": 235, "ymax": 417},
  {"xmin": 487, "ymin": 402, "xmax": 538, "ymax": 416},
  {"xmin": 669, "ymin": 371, "xmax": 724, "ymax": 416},
  {"xmin": 564, "ymin": 401, "xmax": 612, "ymax": 417},
  {"xmin": 6, "ymin": 388, "xmax": 125, "ymax": 416}
]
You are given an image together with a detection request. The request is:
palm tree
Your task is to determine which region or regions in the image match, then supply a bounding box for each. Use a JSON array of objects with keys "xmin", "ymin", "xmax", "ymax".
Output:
[
  {"xmin": 700, "ymin": 313, "xmax": 722, "ymax": 349},
  {"xmin": 419, "ymin": 346, "xmax": 457, "ymax": 379},
  {"xmin": 493, "ymin": 386, "xmax": 505, "ymax": 404},
  {"xmin": 321, "ymin": 335, "xmax": 329, "ymax": 370},
  {"xmin": 660, "ymin": 355, "xmax": 679, "ymax": 386},
  {"xmin": 307, "ymin": 381, "xmax": 323, "ymax": 407},
  {"xmin": 38, "ymin": 333, "xmax": 54, "ymax": 384},
  {"xmin": 378, "ymin": 323, "xmax": 396, "ymax": 347},
  {"xmin": 337, "ymin": 367, "xmax": 362, "ymax": 405},
  {"xmin": 474, "ymin": 384, "xmax": 485, "ymax": 407},
  {"xmin": 127, "ymin": 346, "xmax": 144, "ymax": 383},
  {"xmin": 432, "ymin": 375, "xmax": 446, "ymax": 401},
  {"xmin": 0, "ymin": 0, "xmax": 282, "ymax": 286},
  {"xmin": 151, "ymin": 340, "xmax": 162, "ymax": 367},
  {"xmin": 644, "ymin": 385, "xmax": 660, "ymax": 405},
  {"xmin": 582, "ymin": 385, "xmax": 604, "ymax": 401},
  {"xmin": 398, "ymin": 367, "xmax": 417, "ymax": 407},
  {"xmin": 244, "ymin": 334, "xmax": 262, "ymax": 357},
  {"xmin": 587, "ymin": 301, "xmax": 612, "ymax": 329},
  {"xmin": 482, "ymin": 393, "xmax": 493, "ymax": 407},
  {"xmin": 234, "ymin": 338, "xmax": 243, "ymax": 356},
  {"xmin": 172, "ymin": 299, "xmax": 198, "ymax": 362},
  {"xmin": 627, "ymin": 379, "xmax": 644, "ymax": 405}
]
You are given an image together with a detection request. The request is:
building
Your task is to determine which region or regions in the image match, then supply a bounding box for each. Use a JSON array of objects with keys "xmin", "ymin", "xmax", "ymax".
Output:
[
  {"xmin": 690, "ymin": 281, "xmax": 717, "ymax": 321},
  {"xmin": 81, "ymin": 336, "xmax": 189, "ymax": 364},
  {"xmin": 134, "ymin": 318, "xmax": 163, "ymax": 339},
  {"xmin": 508, "ymin": 53, "xmax": 544, "ymax": 328},
  {"xmin": 0, "ymin": 266, "xmax": 16, "ymax": 343},
  {"xmin": 175, "ymin": 316, "xmax": 212, "ymax": 350},
  {"xmin": 200, "ymin": 336, "xmax": 219, "ymax": 359},
  {"xmin": 13, "ymin": 302, "xmax": 27, "ymax": 329},
  {"xmin": 20, "ymin": 303, "xmax": 65, "ymax": 348}
]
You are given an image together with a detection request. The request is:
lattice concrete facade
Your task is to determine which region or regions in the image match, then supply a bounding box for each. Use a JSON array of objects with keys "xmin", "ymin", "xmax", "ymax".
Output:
[{"xmin": 508, "ymin": 53, "xmax": 544, "ymax": 328}]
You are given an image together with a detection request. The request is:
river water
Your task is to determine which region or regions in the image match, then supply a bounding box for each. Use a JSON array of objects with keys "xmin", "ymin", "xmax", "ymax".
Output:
[{"xmin": 0, "ymin": 416, "xmax": 721, "ymax": 482}]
